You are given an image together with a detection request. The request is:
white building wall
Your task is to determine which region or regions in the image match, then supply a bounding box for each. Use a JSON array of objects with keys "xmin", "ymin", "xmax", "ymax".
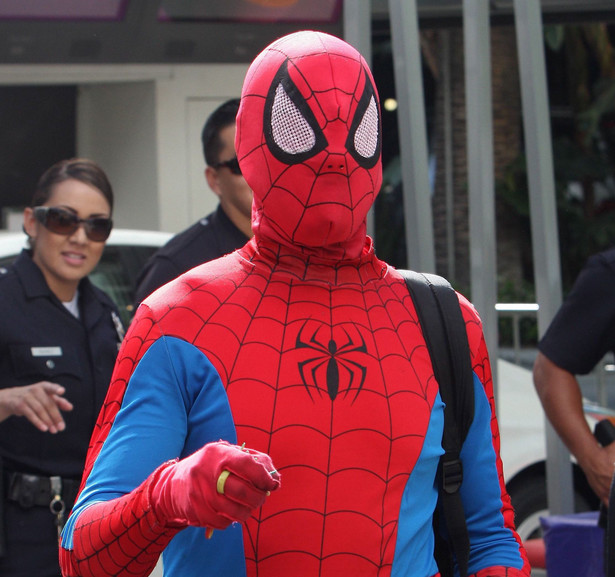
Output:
[
  {"xmin": 77, "ymin": 81, "xmax": 158, "ymax": 230},
  {"xmin": 153, "ymin": 64, "xmax": 248, "ymax": 232},
  {"xmin": 0, "ymin": 63, "xmax": 248, "ymax": 233}
]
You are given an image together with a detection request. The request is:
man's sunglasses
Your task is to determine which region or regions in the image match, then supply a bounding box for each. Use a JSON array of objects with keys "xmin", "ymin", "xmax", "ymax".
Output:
[
  {"xmin": 213, "ymin": 157, "xmax": 242, "ymax": 176},
  {"xmin": 33, "ymin": 206, "xmax": 113, "ymax": 242}
]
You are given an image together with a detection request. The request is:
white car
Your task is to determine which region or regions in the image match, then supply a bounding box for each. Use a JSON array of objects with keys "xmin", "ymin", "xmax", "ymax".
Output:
[
  {"xmin": 496, "ymin": 359, "xmax": 605, "ymax": 540},
  {"xmin": 0, "ymin": 229, "xmax": 605, "ymax": 545}
]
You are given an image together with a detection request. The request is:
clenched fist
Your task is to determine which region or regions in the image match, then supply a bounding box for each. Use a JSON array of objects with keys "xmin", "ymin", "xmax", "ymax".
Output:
[{"xmin": 150, "ymin": 440, "xmax": 280, "ymax": 530}]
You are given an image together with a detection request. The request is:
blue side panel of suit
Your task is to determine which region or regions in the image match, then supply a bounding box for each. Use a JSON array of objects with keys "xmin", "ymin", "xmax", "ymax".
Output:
[
  {"xmin": 65, "ymin": 337, "xmax": 523, "ymax": 577},
  {"xmin": 63, "ymin": 337, "xmax": 246, "ymax": 577}
]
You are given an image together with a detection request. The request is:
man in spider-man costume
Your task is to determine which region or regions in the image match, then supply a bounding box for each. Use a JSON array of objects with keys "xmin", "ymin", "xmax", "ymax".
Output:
[{"xmin": 60, "ymin": 31, "xmax": 530, "ymax": 577}]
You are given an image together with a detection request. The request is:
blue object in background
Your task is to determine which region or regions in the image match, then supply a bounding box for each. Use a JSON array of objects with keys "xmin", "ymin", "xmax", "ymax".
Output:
[{"xmin": 541, "ymin": 511, "xmax": 604, "ymax": 577}]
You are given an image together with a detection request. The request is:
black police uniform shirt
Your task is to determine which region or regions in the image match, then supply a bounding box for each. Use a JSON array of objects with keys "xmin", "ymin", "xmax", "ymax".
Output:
[
  {"xmin": 133, "ymin": 204, "xmax": 250, "ymax": 305},
  {"xmin": 539, "ymin": 246, "xmax": 615, "ymax": 375},
  {"xmin": 0, "ymin": 249, "xmax": 123, "ymax": 479}
]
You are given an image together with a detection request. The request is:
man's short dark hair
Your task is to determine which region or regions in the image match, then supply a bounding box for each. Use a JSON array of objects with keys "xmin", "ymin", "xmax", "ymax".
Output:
[{"xmin": 201, "ymin": 98, "xmax": 240, "ymax": 167}]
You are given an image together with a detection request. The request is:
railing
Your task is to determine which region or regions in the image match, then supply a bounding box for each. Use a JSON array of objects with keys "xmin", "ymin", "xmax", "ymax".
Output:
[
  {"xmin": 496, "ymin": 303, "xmax": 614, "ymax": 408},
  {"xmin": 596, "ymin": 353, "xmax": 615, "ymax": 408},
  {"xmin": 495, "ymin": 303, "xmax": 539, "ymax": 365}
]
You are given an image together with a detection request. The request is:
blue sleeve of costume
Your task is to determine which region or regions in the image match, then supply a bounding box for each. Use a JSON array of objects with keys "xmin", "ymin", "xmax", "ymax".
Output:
[
  {"xmin": 63, "ymin": 336, "xmax": 246, "ymax": 577},
  {"xmin": 462, "ymin": 373, "xmax": 524, "ymax": 573}
]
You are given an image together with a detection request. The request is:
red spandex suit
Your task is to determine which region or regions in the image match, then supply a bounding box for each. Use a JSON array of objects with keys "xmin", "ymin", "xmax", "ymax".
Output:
[{"xmin": 59, "ymin": 30, "xmax": 529, "ymax": 577}]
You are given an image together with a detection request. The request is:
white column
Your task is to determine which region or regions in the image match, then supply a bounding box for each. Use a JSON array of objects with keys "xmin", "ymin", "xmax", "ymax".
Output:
[
  {"xmin": 514, "ymin": 0, "xmax": 574, "ymax": 515},
  {"xmin": 388, "ymin": 0, "xmax": 435, "ymax": 272},
  {"xmin": 463, "ymin": 0, "xmax": 499, "ymax": 395}
]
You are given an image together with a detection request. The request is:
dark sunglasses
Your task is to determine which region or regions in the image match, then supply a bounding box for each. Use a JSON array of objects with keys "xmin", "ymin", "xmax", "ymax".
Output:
[
  {"xmin": 213, "ymin": 157, "xmax": 242, "ymax": 176},
  {"xmin": 33, "ymin": 206, "xmax": 113, "ymax": 242}
]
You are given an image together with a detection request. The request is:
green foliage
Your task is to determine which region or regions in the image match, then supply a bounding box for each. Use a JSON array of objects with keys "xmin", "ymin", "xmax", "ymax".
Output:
[
  {"xmin": 497, "ymin": 23, "xmax": 615, "ymax": 293},
  {"xmin": 544, "ymin": 25, "xmax": 565, "ymax": 51},
  {"xmin": 496, "ymin": 135, "xmax": 615, "ymax": 291},
  {"xmin": 577, "ymin": 78, "xmax": 615, "ymax": 145}
]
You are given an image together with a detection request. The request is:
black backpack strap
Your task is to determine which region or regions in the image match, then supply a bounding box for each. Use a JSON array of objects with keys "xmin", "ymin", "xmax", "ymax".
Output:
[{"xmin": 399, "ymin": 269, "xmax": 474, "ymax": 577}]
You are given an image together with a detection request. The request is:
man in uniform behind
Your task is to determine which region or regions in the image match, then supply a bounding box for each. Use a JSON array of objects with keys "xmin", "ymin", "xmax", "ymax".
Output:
[{"xmin": 134, "ymin": 98, "xmax": 252, "ymax": 306}]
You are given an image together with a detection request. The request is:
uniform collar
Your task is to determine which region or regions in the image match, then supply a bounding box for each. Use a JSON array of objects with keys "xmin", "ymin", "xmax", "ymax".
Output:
[
  {"xmin": 14, "ymin": 249, "xmax": 104, "ymax": 323},
  {"xmin": 13, "ymin": 249, "xmax": 55, "ymax": 300},
  {"xmin": 215, "ymin": 204, "xmax": 250, "ymax": 242}
]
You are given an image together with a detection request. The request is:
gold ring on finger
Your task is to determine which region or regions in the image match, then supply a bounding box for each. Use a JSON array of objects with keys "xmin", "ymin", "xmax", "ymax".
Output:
[{"xmin": 216, "ymin": 470, "xmax": 231, "ymax": 495}]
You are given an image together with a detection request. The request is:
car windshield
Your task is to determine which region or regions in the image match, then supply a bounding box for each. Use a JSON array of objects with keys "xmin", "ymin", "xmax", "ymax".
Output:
[{"xmin": 88, "ymin": 243, "xmax": 159, "ymax": 325}]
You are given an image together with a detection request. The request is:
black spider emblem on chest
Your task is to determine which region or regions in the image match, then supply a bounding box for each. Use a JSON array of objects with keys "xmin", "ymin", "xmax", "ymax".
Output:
[{"xmin": 295, "ymin": 320, "xmax": 368, "ymax": 402}]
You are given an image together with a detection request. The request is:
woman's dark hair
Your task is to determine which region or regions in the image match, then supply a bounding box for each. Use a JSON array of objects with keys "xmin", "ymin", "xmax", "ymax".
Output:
[{"xmin": 31, "ymin": 158, "xmax": 114, "ymax": 213}]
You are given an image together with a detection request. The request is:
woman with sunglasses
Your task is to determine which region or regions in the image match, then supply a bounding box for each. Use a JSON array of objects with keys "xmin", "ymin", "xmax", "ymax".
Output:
[{"xmin": 0, "ymin": 158, "xmax": 124, "ymax": 577}]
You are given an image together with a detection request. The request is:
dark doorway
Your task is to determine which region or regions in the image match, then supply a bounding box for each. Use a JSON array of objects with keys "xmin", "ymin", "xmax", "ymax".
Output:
[{"xmin": 0, "ymin": 85, "xmax": 76, "ymax": 226}]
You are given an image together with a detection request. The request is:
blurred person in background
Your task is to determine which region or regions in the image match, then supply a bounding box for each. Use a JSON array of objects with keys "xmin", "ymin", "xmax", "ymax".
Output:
[
  {"xmin": 534, "ymin": 247, "xmax": 615, "ymax": 506},
  {"xmin": 0, "ymin": 158, "xmax": 124, "ymax": 577},
  {"xmin": 134, "ymin": 98, "xmax": 252, "ymax": 305}
]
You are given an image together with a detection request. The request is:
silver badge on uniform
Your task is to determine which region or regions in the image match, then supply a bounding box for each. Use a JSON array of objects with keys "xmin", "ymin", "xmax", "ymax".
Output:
[
  {"xmin": 111, "ymin": 311, "xmax": 125, "ymax": 347},
  {"xmin": 31, "ymin": 346, "xmax": 63, "ymax": 357}
]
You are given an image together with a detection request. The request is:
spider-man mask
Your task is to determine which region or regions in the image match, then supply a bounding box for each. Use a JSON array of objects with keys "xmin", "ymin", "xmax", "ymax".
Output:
[{"xmin": 236, "ymin": 30, "xmax": 383, "ymax": 259}]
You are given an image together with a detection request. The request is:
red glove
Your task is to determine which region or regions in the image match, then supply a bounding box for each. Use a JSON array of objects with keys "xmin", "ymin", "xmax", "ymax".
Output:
[{"xmin": 150, "ymin": 440, "xmax": 280, "ymax": 530}]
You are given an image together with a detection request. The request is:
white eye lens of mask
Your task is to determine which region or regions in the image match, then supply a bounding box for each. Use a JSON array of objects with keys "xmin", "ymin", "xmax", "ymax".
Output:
[
  {"xmin": 353, "ymin": 95, "xmax": 379, "ymax": 159},
  {"xmin": 271, "ymin": 83, "xmax": 317, "ymax": 155}
]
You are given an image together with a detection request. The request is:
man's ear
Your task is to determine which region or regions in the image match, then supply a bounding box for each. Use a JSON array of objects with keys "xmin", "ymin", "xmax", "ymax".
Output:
[
  {"xmin": 205, "ymin": 167, "xmax": 222, "ymax": 198},
  {"xmin": 23, "ymin": 207, "xmax": 38, "ymax": 239}
]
